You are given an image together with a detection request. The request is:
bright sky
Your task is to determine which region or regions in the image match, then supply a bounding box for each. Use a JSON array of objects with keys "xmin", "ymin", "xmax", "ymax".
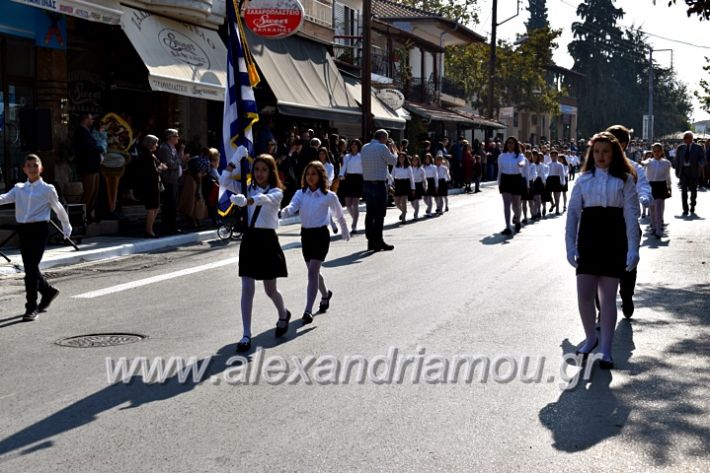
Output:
[{"xmin": 474, "ymin": 0, "xmax": 710, "ymax": 122}]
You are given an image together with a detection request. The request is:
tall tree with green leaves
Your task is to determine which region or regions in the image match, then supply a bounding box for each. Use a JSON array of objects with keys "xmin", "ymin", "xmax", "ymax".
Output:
[
  {"xmin": 660, "ymin": 0, "xmax": 710, "ymax": 20},
  {"xmin": 526, "ymin": 0, "xmax": 550, "ymax": 31},
  {"xmin": 695, "ymin": 58, "xmax": 710, "ymax": 112}
]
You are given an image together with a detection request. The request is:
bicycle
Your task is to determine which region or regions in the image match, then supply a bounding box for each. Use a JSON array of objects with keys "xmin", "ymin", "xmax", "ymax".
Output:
[{"xmin": 216, "ymin": 211, "xmax": 243, "ymax": 241}]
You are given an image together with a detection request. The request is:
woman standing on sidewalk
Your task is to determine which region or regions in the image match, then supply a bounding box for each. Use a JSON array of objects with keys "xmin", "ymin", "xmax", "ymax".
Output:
[
  {"xmin": 565, "ymin": 132, "xmax": 640, "ymax": 369},
  {"xmin": 497, "ymin": 137, "xmax": 526, "ymax": 234},
  {"xmin": 220, "ymin": 154, "xmax": 290, "ymax": 351},
  {"xmin": 644, "ymin": 143, "xmax": 673, "ymax": 238},
  {"xmin": 136, "ymin": 135, "xmax": 167, "ymax": 238},
  {"xmin": 338, "ymin": 139, "xmax": 363, "ymax": 234},
  {"xmin": 280, "ymin": 161, "xmax": 350, "ymax": 324}
]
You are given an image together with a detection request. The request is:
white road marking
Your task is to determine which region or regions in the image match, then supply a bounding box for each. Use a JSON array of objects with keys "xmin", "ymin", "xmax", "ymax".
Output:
[{"xmin": 73, "ymin": 257, "xmax": 238, "ymax": 299}]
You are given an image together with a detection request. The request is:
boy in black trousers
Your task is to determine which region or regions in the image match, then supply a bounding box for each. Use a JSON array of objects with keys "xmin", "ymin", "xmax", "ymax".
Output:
[{"xmin": 0, "ymin": 154, "xmax": 72, "ymax": 321}]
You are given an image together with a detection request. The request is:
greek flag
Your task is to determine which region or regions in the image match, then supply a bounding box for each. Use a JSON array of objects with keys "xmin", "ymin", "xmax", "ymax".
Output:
[{"xmin": 219, "ymin": 0, "xmax": 260, "ymax": 217}]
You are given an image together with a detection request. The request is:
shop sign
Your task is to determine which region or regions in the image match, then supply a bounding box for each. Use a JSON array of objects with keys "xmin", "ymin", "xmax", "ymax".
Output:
[
  {"xmin": 376, "ymin": 89, "xmax": 405, "ymax": 110},
  {"xmin": 244, "ymin": 0, "xmax": 304, "ymax": 39},
  {"xmin": 159, "ymin": 28, "xmax": 211, "ymax": 68},
  {"xmin": 68, "ymin": 71, "xmax": 105, "ymax": 114}
]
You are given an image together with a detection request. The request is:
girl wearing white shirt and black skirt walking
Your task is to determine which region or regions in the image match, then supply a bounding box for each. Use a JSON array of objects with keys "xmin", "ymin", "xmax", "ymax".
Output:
[
  {"xmin": 410, "ymin": 154, "xmax": 427, "ymax": 219},
  {"xmin": 338, "ymin": 140, "xmax": 363, "ymax": 234},
  {"xmin": 546, "ymin": 150, "xmax": 566, "ymax": 215},
  {"xmin": 565, "ymin": 132, "xmax": 640, "ymax": 369},
  {"xmin": 423, "ymin": 153, "xmax": 438, "ymax": 216},
  {"xmin": 435, "ymin": 154, "xmax": 450, "ymax": 214},
  {"xmin": 281, "ymin": 161, "xmax": 350, "ymax": 324},
  {"xmin": 645, "ymin": 143, "xmax": 673, "ymax": 238},
  {"xmin": 220, "ymin": 154, "xmax": 290, "ymax": 352},
  {"xmin": 392, "ymin": 153, "xmax": 415, "ymax": 222},
  {"xmin": 318, "ymin": 147, "xmax": 338, "ymax": 234},
  {"xmin": 497, "ymin": 137, "xmax": 527, "ymax": 234},
  {"xmin": 521, "ymin": 150, "xmax": 536, "ymax": 224}
]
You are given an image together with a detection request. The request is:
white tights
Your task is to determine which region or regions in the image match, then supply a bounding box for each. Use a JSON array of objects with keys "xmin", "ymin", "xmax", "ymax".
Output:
[
  {"xmin": 501, "ymin": 192, "xmax": 521, "ymax": 228},
  {"xmin": 240, "ymin": 277, "xmax": 287, "ymax": 338},
  {"xmin": 345, "ymin": 197, "xmax": 359, "ymax": 231},
  {"xmin": 576, "ymin": 274, "xmax": 619, "ymax": 360},
  {"xmin": 305, "ymin": 259, "xmax": 328, "ymax": 314},
  {"xmin": 650, "ymin": 198, "xmax": 665, "ymax": 232}
]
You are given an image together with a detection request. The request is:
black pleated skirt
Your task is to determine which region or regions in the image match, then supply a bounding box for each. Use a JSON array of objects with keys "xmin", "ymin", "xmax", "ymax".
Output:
[
  {"xmin": 339, "ymin": 173, "xmax": 363, "ymax": 198},
  {"xmin": 301, "ymin": 225, "xmax": 330, "ymax": 262},
  {"xmin": 394, "ymin": 178, "xmax": 411, "ymax": 196},
  {"xmin": 650, "ymin": 181, "xmax": 670, "ymax": 200},
  {"xmin": 239, "ymin": 228, "xmax": 288, "ymax": 280},
  {"xmin": 437, "ymin": 179, "xmax": 449, "ymax": 197},
  {"xmin": 546, "ymin": 175, "xmax": 563, "ymax": 192},
  {"xmin": 576, "ymin": 206, "xmax": 627, "ymax": 279},
  {"xmin": 532, "ymin": 177, "xmax": 545, "ymax": 196},
  {"xmin": 410, "ymin": 181, "xmax": 425, "ymax": 201},
  {"xmin": 426, "ymin": 178, "xmax": 437, "ymax": 196},
  {"xmin": 499, "ymin": 173, "xmax": 524, "ymax": 195}
]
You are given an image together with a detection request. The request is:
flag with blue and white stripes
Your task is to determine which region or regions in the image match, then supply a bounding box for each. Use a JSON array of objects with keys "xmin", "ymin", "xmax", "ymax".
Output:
[{"xmin": 219, "ymin": 0, "xmax": 260, "ymax": 217}]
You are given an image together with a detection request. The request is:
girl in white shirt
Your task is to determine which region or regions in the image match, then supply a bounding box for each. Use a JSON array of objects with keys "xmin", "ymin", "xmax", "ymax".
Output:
[
  {"xmin": 435, "ymin": 155, "xmax": 451, "ymax": 213},
  {"xmin": 338, "ymin": 140, "xmax": 363, "ymax": 234},
  {"xmin": 559, "ymin": 155, "xmax": 570, "ymax": 212},
  {"xmin": 546, "ymin": 150, "xmax": 566, "ymax": 215},
  {"xmin": 281, "ymin": 161, "xmax": 350, "ymax": 324},
  {"xmin": 220, "ymin": 154, "xmax": 290, "ymax": 351},
  {"xmin": 410, "ymin": 154, "xmax": 427, "ymax": 219},
  {"xmin": 565, "ymin": 132, "xmax": 640, "ymax": 369},
  {"xmin": 497, "ymin": 137, "xmax": 526, "ymax": 234},
  {"xmin": 423, "ymin": 153, "xmax": 438, "ymax": 216},
  {"xmin": 392, "ymin": 153, "xmax": 415, "ymax": 222},
  {"xmin": 318, "ymin": 147, "xmax": 339, "ymax": 234},
  {"xmin": 644, "ymin": 143, "xmax": 673, "ymax": 238},
  {"xmin": 521, "ymin": 150, "xmax": 536, "ymax": 224}
]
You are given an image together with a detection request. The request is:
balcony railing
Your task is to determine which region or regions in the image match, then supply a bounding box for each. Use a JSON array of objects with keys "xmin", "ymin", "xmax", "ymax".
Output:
[
  {"xmin": 303, "ymin": 0, "xmax": 333, "ymax": 27},
  {"xmin": 400, "ymin": 77, "xmax": 435, "ymax": 104},
  {"xmin": 440, "ymin": 77, "xmax": 466, "ymax": 100}
]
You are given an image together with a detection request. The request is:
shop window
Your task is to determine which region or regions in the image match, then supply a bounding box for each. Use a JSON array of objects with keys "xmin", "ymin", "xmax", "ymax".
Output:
[{"xmin": 6, "ymin": 38, "xmax": 34, "ymax": 78}]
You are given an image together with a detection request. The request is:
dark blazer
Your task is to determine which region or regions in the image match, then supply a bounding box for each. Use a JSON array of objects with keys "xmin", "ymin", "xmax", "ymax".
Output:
[
  {"xmin": 674, "ymin": 142, "xmax": 705, "ymax": 179},
  {"xmin": 73, "ymin": 126, "xmax": 102, "ymax": 174}
]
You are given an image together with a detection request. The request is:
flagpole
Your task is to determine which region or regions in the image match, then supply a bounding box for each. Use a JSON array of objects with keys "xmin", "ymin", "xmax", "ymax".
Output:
[{"xmin": 361, "ymin": 0, "xmax": 372, "ymax": 141}]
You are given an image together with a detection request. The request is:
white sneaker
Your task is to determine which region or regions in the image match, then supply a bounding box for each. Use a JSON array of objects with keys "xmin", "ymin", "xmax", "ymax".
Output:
[{"xmin": 23, "ymin": 309, "xmax": 39, "ymax": 322}]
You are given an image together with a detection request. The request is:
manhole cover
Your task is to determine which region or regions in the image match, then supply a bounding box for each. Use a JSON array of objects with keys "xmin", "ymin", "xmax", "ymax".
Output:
[{"xmin": 55, "ymin": 333, "xmax": 147, "ymax": 348}]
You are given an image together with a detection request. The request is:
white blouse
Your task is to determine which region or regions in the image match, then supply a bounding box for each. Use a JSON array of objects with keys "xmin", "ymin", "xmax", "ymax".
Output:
[
  {"xmin": 281, "ymin": 187, "xmax": 347, "ymax": 230},
  {"xmin": 324, "ymin": 162, "xmax": 335, "ymax": 186},
  {"xmin": 536, "ymin": 162, "xmax": 549, "ymax": 181},
  {"xmin": 645, "ymin": 158, "xmax": 672, "ymax": 183},
  {"xmin": 547, "ymin": 161, "xmax": 567, "ymax": 185},
  {"xmin": 340, "ymin": 153, "xmax": 363, "ymax": 176},
  {"xmin": 498, "ymin": 152, "xmax": 526, "ymax": 175},
  {"xmin": 523, "ymin": 162, "xmax": 538, "ymax": 181},
  {"xmin": 565, "ymin": 169, "xmax": 640, "ymax": 256},
  {"xmin": 436, "ymin": 164, "xmax": 451, "ymax": 181},
  {"xmin": 412, "ymin": 166, "xmax": 426, "ymax": 184},
  {"xmin": 0, "ymin": 178, "xmax": 71, "ymax": 232},
  {"xmin": 392, "ymin": 166, "xmax": 415, "ymax": 189},
  {"xmin": 424, "ymin": 164, "xmax": 438, "ymax": 179},
  {"xmin": 219, "ymin": 169, "xmax": 282, "ymax": 229}
]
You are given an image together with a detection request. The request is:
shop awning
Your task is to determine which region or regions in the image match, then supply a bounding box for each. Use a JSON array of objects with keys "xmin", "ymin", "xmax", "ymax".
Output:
[
  {"xmin": 343, "ymin": 76, "xmax": 406, "ymax": 130},
  {"xmin": 120, "ymin": 6, "xmax": 227, "ymax": 101},
  {"xmin": 452, "ymin": 109, "xmax": 507, "ymax": 129},
  {"xmin": 245, "ymin": 30, "xmax": 361, "ymax": 123},
  {"xmin": 12, "ymin": 0, "xmax": 123, "ymax": 25},
  {"xmin": 406, "ymin": 102, "xmax": 505, "ymax": 129}
]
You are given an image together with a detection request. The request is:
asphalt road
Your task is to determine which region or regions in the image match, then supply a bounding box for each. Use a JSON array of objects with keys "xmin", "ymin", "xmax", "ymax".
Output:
[{"xmin": 1, "ymin": 181, "xmax": 708, "ymax": 472}]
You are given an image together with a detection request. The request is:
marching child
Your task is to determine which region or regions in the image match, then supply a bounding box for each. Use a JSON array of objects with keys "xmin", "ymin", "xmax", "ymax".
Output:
[
  {"xmin": 392, "ymin": 153, "xmax": 415, "ymax": 222},
  {"xmin": 220, "ymin": 153, "xmax": 290, "ymax": 351},
  {"xmin": 0, "ymin": 154, "xmax": 72, "ymax": 321},
  {"xmin": 318, "ymin": 147, "xmax": 339, "ymax": 234},
  {"xmin": 280, "ymin": 161, "xmax": 350, "ymax": 324},
  {"xmin": 423, "ymin": 153, "xmax": 438, "ymax": 216},
  {"xmin": 410, "ymin": 154, "xmax": 427, "ymax": 219},
  {"xmin": 644, "ymin": 143, "xmax": 672, "ymax": 238},
  {"xmin": 338, "ymin": 139, "xmax": 363, "ymax": 234},
  {"xmin": 435, "ymin": 154, "xmax": 450, "ymax": 214}
]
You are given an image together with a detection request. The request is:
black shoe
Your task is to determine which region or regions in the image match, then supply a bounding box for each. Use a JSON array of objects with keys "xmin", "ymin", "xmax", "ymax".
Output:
[
  {"xmin": 275, "ymin": 310, "xmax": 291, "ymax": 337},
  {"xmin": 501, "ymin": 228, "xmax": 512, "ymax": 235},
  {"xmin": 575, "ymin": 338, "xmax": 599, "ymax": 360},
  {"xmin": 367, "ymin": 243, "xmax": 382, "ymax": 252},
  {"xmin": 379, "ymin": 242, "xmax": 395, "ymax": 251},
  {"xmin": 682, "ymin": 211, "xmax": 689, "ymax": 216},
  {"xmin": 622, "ymin": 300, "xmax": 634, "ymax": 319},
  {"xmin": 301, "ymin": 311, "xmax": 313, "ymax": 325},
  {"xmin": 332, "ymin": 225, "xmax": 339, "ymax": 234},
  {"xmin": 236, "ymin": 336, "xmax": 251, "ymax": 352},
  {"xmin": 598, "ymin": 358, "xmax": 614, "ymax": 370},
  {"xmin": 514, "ymin": 222, "xmax": 521, "ymax": 233},
  {"xmin": 22, "ymin": 309, "xmax": 39, "ymax": 322},
  {"xmin": 318, "ymin": 290, "xmax": 333, "ymax": 313},
  {"xmin": 522, "ymin": 218, "xmax": 528, "ymax": 225},
  {"xmin": 691, "ymin": 206, "xmax": 695, "ymax": 214},
  {"xmin": 38, "ymin": 288, "xmax": 59, "ymax": 312}
]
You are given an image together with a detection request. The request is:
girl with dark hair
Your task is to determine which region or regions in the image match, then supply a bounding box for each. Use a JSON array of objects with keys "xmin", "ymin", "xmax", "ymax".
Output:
[
  {"xmin": 521, "ymin": 150, "xmax": 536, "ymax": 224},
  {"xmin": 410, "ymin": 154, "xmax": 427, "ymax": 219},
  {"xmin": 318, "ymin": 147, "xmax": 339, "ymax": 234},
  {"xmin": 281, "ymin": 161, "xmax": 350, "ymax": 324},
  {"xmin": 565, "ymin": 132, "xmax": 640, "ymax": 369},
  {"xmin": 220, "ymin": 153, "xmax": 290, "ymax": 351},
  {"xmin": 644, "ymin": 143, "xmax": 672, "ymax": 238},
  {"xmin": 559, "ymin": 154, "xmax": 570, "ymax": 212},
  {"xmin": 497, "ymin": 137, "xmax": 526, "ymax": 234},
  {"xmin": 392, "ymin": 153, "xmax": 415, "ymax": 222},
  {"xmin": 423, "ymin": 153, "xmax": 438, "ymax": 216},
  {"xmin": 338, "ymin": 139, "xmax": 363, "ymax": 234},
  {"xmin": 546, "ymin": 150, "xmax": 566, "ymax": 215}
]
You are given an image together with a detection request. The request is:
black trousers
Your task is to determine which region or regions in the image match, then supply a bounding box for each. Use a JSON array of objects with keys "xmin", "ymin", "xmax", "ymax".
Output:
[
  {"xmin": 161, "ymin": 182, "xmax": 179, "ymax": 232},
  {"xmin": 18, "ymin": 222, "xmax": 51, "ymax": 311},
  {"xmin": 363, "ymin": 180, "xmax": 387, "ymax": 245},
  {"xmin": 679, "ymin": 170, "xmax": 698, "ymax": 212}
]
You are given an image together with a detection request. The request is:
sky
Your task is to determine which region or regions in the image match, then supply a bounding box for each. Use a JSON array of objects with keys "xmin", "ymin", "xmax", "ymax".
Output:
[{"xmin": 473, "ymin": 0, "xmax": 710, "ymax": 123}]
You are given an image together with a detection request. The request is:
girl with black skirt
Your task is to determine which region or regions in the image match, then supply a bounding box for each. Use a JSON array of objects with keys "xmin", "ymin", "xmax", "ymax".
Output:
[
  {"xmin": 559, "ymin": 155, "xmax": 570, "ymax": 212},
  {"xmin": 410, "ymin": 155, "xmax": 427, "ymax": 219},
  {"xmin": 338, "ymin": 139, "xmax": 363, "ymax": 234},
  {"xmin": 531, "ymin": 151, "xmax": 545, "ymax": 220},
  {"xmin": 423, "ymin": 153, "xmax": 438, "ymax": 216},
  {"xmin": 392, "ymin": 153, "xmax": 415, "ymax": 222},
  {"xmin": 281, "ymin": 161, "xmax": 350, "ymax": 324},
  {"xmin": 521, "ymin": 150, "xmax": 535, "ymax": 224},
  {"xmin": 565, "ymin": 132, "xmax": 640, "ymax": 369},
  {"xmin": 546, "ymin": 150, "xmax": 566, "ymax": 215},
  {"xmin": 434, "ymin": 154, "xmax": 450, "ymax": 214},
  {"xmin": 644, "ymin": 143, "xmax": 672, "ymax": 238},
  {"xmin": 220, "ymin": 153, "xmax": 290, "ymax": 351},
  {"xmin": 497, "ymin": 137, "xmax": 527, "ymax": 234}
]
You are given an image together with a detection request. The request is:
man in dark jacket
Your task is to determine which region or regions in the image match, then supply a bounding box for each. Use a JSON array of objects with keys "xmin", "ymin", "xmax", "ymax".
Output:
[
  {"xmin": 157, "ymin": 128, "xmax": 184, "ymax": 233},
  {"xmin": 674, "ymin": 131, "xmax": 706, "ymax": 215},
  {"xmin": 74, "ymin": 113, "xmax": 103, "ymax": 221}
]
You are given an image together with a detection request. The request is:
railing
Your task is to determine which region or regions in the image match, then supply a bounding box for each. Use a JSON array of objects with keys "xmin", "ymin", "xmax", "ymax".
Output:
[
  {"xmin": 440, "ymin": 77, "xmax": 466, "ymax": 100},
  {"xmin": 302, "ymin": 0, "xmax": 333, "ymax": 27},
  {"xmin": 333, "ymin": 36, "xmax": 361, "ymax": 66},
  {"xmin": 402, "ymin": 77, "xmax": 435, "ymax": 104}
]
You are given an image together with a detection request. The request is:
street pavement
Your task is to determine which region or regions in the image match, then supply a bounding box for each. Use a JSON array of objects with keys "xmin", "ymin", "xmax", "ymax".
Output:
[{"xmin": 0, "ymin": 180, "xmax": 708, "ymax": 473}]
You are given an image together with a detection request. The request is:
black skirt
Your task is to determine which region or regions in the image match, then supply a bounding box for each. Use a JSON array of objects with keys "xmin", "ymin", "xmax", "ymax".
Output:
[
  {"xmin": 521, "ymin": 179, "xmax": 534, "ymax": 201},
  {"xmin": 410, "ymin": 181, "xmax": 425, "ymax": 201},
  {"xmin": 426, "ymin": 177, "xmax": 437, "ymax": 196},
  {"xmin": 301, "ymin": 226, "xmax": 330, "ymax": 262},
  {"xmin": 394, "ymin": 178, "xmax": 412, "ymax": 196},
  {"xmin": 576, "ymin": 206, "xmax": 627, "ymax": 279},
  {"xmin": 437, "ymin": 179, "xmax": 449, "ymax": 197},
  {"xmin": 532, "ymin": 177, "xmax": 545, "ymax": 196},
  {"xmin": 499, "ymin": 173, "xmax": 524, "ymax": 195},
  {"xmin": 546, "ymin": 175, "xmax": 563, "ymax": 193},
  {"xmin": 650, "ymin": 181, "xmax": 670, "ymax": 200},
  {"xmin": 339, "ymin": 173, "xmax": 363, "ymax": 198},
  {"xmin": 239, "ymin": 228, "xmax": 288, "ymax": 280}
]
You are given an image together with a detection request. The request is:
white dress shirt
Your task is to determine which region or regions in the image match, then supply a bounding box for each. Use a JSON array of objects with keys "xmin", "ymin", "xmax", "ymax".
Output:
[
  {"xmin": 565, "ymin": 169, "xmax": 640, "ymax": 257},
  {"xmin": 392, "ymin": 166, "xmax": 415, "ymax": 189},
  {"xmin": 281, "ymin": 187, "xmax": 347, "ymax": 230},
  {"xmin": 0, "ymin": 178, "xmax": 72, "ymax": 235},
  {"xmin": 524, "ymin": 162, "xmax": 538, "ymax": 182},
  {"xmin": 628, "ymin": 158, "xmax": 652, "ymax": 207},
  {"xmin": 424, "ymin": 164, "xmax": 438, "ymax": 180},
  {"xmin": 436, "ymin": 164, "xmax": 450, "ymax": 181},
  {"xmin": 645, "ymin": 158, "xmax": 672, "ymax": 184},
  {"xmin": 536, "ymin": 162, "xmax": 549, "ymax": 181},
  {"xmin": 324, "ymin": 162, "xmax": 335, "ymax": 186},
  {"xmin": 412, "ymin": 166, "xmax": 427, "ymax": 184},
  {"xmin": 340, "ymin": 153, "xmax": 363, "ymax": 176},
  {"xmin": 548, "ymin": 161, "xmax": 567, "ymax": 185},
  {"xmin": 218, "ymin": 170, "xmax": 282, "ymax": 229},
  {"xmin": 498, "ymin": 152, "xmax": 526, "ymax": 175}
]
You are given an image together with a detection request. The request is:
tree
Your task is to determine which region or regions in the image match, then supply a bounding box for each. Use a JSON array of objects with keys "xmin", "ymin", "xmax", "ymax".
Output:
[
  {"xmin": 661, "ymin": 0, "xmax": 710, "ymax": 20},
  {"xmin": 526, "ymin": 0, "xmax": 550, "ymax": 31},
  {"xmin": 398, "ymin": 0, "xmax": 479, "ymax": 25},
  {"xmin": 695, "ymin": 57, "xmax": 710, "ymax": 112}
]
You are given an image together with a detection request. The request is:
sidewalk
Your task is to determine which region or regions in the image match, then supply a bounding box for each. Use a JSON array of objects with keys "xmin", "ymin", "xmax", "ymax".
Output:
[{"xmin": 0, "ymin": 185, "xmax": 488, "ymax": 275}]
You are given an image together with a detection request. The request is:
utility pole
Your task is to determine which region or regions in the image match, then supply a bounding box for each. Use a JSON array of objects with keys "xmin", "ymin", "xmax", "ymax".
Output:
[
  {"xmin": 647, "ymin": 47, "xmax": 673, "ymax": 143},
  {"xmin": 487, "ymin": 1, "xmax": 520, "ymax": 121},
  {"xmin": 361, "ymin": 0, "xmax": 372, "ymax": 141}
]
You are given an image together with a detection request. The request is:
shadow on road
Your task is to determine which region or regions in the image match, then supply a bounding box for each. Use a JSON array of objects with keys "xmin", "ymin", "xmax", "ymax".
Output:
[
  {"xmin": 323, "ymin": 250, "xmax": 374, "ymax": 268},
  {"xmin": 0, "ymin": 315, "xmax": 24, "ymax": 329},
  {"xmin": 479, "ymin": 233, "xmax": 512, "ymax": 245}
]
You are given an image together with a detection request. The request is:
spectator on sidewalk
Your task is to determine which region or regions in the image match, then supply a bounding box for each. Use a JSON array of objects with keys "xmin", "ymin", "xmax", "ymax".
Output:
[
  {"xmin": 157, "ymin": 129, "xmax": 184, "ymax": 234},
  {"xmin": 73, "ymin": 113, "xmax": 103, "ymax": 222},
  {"xmin": 136, "ymin": 135, "xmax": 166, "ymax": 238}
]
